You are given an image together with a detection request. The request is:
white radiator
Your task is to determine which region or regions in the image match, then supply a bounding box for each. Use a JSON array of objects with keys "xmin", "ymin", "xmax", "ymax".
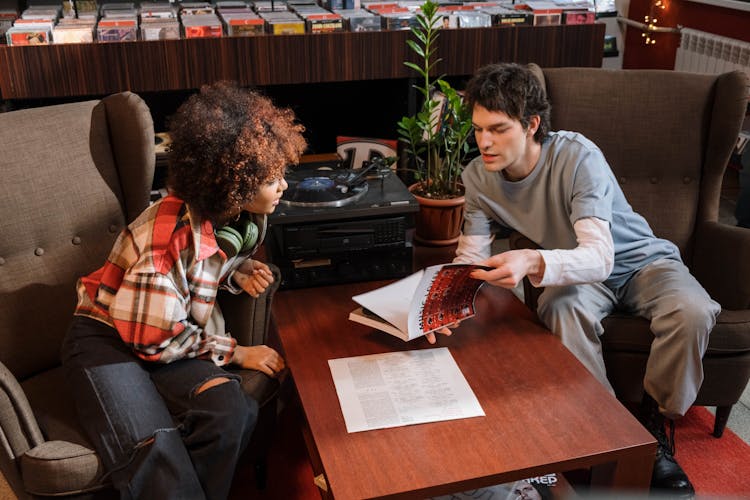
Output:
[{"xmin": 674, "ymin": 28, "xmax": 750, "ymax": 78}]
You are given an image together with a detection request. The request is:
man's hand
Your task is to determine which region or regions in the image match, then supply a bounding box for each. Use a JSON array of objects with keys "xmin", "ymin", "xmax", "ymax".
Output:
[
  {"xmin": 231, "ymin": 345, "xmax": 285, "ymax": 377},
  {"xmin": 233, "ymin": 259, "xmax": 274, "ymax": 298},
  {"xmin": 424, "ymin": 322, "xmax": 460, "ymax": 344},
  {"xmin": 471, "ymin": 249, "xmax": 544, "ymax": 289}
]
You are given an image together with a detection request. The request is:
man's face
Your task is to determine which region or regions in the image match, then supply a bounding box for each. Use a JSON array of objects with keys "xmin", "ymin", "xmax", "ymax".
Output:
[
  {"xmin": 243, "ymin": 176, "xmax": 288, "ymax": 215},
  {"xmin": 472, "ymin": 104, "xmax": 538, "ymax": 180}
]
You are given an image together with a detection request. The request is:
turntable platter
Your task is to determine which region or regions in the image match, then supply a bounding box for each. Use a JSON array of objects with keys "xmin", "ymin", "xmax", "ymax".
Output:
[{"xmin": 281, "ymin": 168, "xmax": 369, "ymax": 208}]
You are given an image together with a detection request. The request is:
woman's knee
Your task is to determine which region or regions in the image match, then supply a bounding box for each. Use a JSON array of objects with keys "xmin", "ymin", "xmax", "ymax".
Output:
[
  {"xmin": 195, "ymin": 376, "xmax": 232, "ymax": 396},
  {"xmin": 193, "ymin": 377, "xmax": 258, "ymax": 432}
]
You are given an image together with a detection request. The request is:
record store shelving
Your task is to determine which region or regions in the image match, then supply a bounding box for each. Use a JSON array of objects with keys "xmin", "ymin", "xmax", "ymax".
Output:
[{"xmin": 0, "ymin": 23, "xmax": 605, "ymax": 100}]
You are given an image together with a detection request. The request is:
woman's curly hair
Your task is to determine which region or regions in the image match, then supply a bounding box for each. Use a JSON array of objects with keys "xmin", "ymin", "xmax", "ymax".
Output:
[
  {"xmin": 166, "ymin": 81, "xmax": 307, "ymax": 224},
  {"xmin": 464, "ymin": 63, "xmax": 550, "ymax": 143}
]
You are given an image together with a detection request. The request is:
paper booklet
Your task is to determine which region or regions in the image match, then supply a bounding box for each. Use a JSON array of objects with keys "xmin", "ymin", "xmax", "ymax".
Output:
[
  {"xmin": 328, "ymin": 348, "xmax": 485, "ymax": 433},
  {"xmin": 348, "ymin": 263, "xmax": 490, "ymax": 341}
]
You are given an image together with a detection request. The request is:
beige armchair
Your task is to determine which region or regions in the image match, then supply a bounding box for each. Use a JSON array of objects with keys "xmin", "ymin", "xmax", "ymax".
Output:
[
  {"xmin": 0, "ymin": 93, "xmax": 281, "ymax": 498},
  {"xmin": 511, "ymin": 65, "xmax": 750, "ymax": 437}
]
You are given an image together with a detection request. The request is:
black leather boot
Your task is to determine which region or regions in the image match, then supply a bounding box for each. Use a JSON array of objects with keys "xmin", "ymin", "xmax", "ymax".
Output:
[{"xmin": 639, "ymin": 394, "xmax": 695, "ymax": 498}]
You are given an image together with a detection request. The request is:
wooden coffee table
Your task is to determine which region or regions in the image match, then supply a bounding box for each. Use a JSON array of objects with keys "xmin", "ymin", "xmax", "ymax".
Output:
[{"xmin": 272, "ymin": 281, "xmax": 656, "ymax": 499}]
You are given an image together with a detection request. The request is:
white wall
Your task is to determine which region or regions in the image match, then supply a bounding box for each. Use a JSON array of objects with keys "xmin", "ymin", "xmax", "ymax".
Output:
[{"xmin": 601, "ymin": 0, "xmax": 631, "ymax": 69}]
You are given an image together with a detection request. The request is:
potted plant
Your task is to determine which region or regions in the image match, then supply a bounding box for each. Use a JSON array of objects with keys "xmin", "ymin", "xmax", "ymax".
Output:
[{"xmin": 397, "ymin": 0, "xmax": 475, "ymax": 246}]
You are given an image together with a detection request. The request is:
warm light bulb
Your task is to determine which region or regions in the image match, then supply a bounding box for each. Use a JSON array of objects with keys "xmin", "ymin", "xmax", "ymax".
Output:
[{"xmin": 644, "ymin": 0, "xmax": 667, "ymax": 45}]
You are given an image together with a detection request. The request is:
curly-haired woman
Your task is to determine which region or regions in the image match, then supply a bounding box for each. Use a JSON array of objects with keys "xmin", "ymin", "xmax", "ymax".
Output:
[{"xmin": 61, "ymin": 81, "xmax": 306, "ymax": 499}]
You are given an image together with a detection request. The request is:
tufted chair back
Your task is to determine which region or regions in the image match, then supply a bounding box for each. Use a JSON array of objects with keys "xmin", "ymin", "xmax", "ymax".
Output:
[
  {"xmin": 512, "ymin": 65, "xmax": 750, "ymax": 437},
  {"xmin": 0, "ymin": 93, "xmax": 154, "ymax": 497},
  {"xmin": 534, "ymin": 66, "xmax": 744, "ymax": 269},
  {"xmin": 0, "ymin": 93, "xmax": 154, "ymax": 381}
]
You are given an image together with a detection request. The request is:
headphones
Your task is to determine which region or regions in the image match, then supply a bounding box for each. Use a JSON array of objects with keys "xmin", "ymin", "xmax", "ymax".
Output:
[{"xmin": 215, "ymin": 213, "xmax": 259, "ymax": 258}]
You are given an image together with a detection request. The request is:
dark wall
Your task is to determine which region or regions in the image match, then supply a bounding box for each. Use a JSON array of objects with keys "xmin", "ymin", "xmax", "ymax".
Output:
[
  {"xmin": 142, "ymin": 78, "xmax": 412, "ymax": 155},
  {"xmin": 0, "ymin": 0, "xmax": 19, "ymax": 11},
  {"xmin": 3, "ymin": 78, "xmax": 414, "ymax": 155}
]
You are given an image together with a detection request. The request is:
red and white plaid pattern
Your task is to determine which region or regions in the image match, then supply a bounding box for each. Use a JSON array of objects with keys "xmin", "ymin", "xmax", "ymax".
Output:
[{"xmin": 75, "ymin": 195, "xmax": 237, "ymax": 365}]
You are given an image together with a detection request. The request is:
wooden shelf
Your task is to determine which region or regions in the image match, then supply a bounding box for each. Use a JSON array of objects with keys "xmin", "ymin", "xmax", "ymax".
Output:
[{"xmin": 0, "ymin": 23, "xmax": 605, "ymax": 100}]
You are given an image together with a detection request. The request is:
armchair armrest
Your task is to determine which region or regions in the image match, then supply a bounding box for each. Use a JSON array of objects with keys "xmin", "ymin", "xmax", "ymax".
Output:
[
  {"xmin": 1, "ymin": 360, "xmax": 45, "ymax": 496},
  {"xmin": 692, "ymin": 221, "xmax": 750, "ymax": 310},
  {"xmin": 219, "ymin": 263, "xmax": 282, "ymax": 347},
  {"xmin": 0, "ymin": 362, "xmax": 44, "ymax": 458},
  {"xmin": 508, "ymin": 231, "xmax": 543, "ymax": 311},
  {"xmin": 219, "ymin": 264, "xmax": 283, "ymax": 408}
]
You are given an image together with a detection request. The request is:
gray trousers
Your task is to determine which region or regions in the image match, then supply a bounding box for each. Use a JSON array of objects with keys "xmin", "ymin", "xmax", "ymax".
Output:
[{"xmin": 536, "ymin": 258, "xmax": 719, "ymax": 418}]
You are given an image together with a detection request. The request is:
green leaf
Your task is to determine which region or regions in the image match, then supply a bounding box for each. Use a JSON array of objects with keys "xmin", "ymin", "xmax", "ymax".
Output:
[
  {"xmin": 412, "ymin": 29, "xmax": 428, "ymax": 45},
  {"xmin": 405, "ymin": 40, "xmax": 425, "ymax": 58},
  {"xmin": 403, "ymin": 61, "xmax": 425, "ymax": 76}
]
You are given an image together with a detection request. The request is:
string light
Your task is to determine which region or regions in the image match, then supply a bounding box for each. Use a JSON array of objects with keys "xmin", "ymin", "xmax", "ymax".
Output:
[
  {"xmin": 642, "ymin": 0, "xmax": 668, "ymax": 45},
  {"xmin": 642, "ymin": 16, "xmax": 657, "ymax": 44}
]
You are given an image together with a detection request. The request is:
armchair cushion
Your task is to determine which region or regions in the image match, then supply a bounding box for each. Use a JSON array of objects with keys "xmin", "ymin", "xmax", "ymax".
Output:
[
  {"xmin": 21, "ymin": 367, "xmax": 91, "ymax": 449},
  {"xmin": 601, "ymin": 312, "xmax": 750, "ymax": 406},
  {"xmin": 20, "ymin": 441, "xmax": 104, "ymax": 497},
  {"xmin": 601, "ymin": 311, "xmax": 750, "ymax": 355}
]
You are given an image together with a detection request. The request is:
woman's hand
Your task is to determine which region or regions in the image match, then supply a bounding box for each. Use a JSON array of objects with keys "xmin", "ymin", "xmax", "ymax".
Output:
[
  {"xmin": 231, "ymin": 345, "xmax": 285, "ymax": 376},
  {"xmin": 233, "ymin": 259, "xmax": 275, "ymax": 298}
]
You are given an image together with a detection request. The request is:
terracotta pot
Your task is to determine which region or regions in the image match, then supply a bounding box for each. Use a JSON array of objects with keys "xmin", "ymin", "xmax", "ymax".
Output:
[{"xmin": 408, "ymin": 183, "xmax": 465, "ymax": 246}]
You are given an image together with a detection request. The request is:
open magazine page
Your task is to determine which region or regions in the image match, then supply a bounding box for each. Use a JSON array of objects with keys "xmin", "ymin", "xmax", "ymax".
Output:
[
  {"xmin": 350, "ymin": 270, "xmax": 425, "ymax": 338},
  {"xmin": 408, "ymin": 264, "xmax": 488, "ymax": 336}
]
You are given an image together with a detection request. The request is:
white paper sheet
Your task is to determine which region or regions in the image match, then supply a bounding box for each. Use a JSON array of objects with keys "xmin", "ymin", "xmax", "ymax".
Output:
[{"xmin": 328, "ymin": 348, "xmax": 485, "ymax": 433}]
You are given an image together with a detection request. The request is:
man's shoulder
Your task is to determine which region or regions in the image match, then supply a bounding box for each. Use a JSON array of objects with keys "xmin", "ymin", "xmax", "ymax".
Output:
[
  {"xmin": 547, "ymin": 130, "xmax": 599, "ymax": 152},
  {"xmin": 545, "ymin": 132, "xmax": 608, "ymax": 176}
]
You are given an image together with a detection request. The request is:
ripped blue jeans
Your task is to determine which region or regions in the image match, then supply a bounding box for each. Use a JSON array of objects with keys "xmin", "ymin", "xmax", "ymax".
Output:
[{"xmin": 61, "ymin": 316, "xmax": 258, "ymax": 500}]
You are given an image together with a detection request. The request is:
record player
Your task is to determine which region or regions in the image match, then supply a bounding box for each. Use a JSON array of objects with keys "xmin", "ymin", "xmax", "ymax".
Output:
[{"xmin": 266, "ymin": 158, "xmax": 419, "ymax": 289}]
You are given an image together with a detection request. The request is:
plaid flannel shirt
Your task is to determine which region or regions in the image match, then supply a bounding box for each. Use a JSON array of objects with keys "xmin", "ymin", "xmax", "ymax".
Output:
[{"xmin": 75, "ymin": 195, "xmax": 247, "ymax": 366}]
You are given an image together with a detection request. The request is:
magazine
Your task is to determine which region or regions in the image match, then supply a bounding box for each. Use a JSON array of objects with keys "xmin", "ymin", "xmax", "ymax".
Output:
[
  {"xmin": 348, "ymin": 263, "xmax": 489, "ymax": 341},
  {"xmin": 430, "ymin": 472, "xmax": 573, "ymax": 499}
]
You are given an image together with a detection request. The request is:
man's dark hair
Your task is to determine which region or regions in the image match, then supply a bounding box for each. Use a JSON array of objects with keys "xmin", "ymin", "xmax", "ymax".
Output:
[
  {"xmin": 166, "ymin": 81, "xmax": 307, "ymax": 224},
  {"xmin": 464, "ymin": 63, "xmax": 551, "ymax": 143}
]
